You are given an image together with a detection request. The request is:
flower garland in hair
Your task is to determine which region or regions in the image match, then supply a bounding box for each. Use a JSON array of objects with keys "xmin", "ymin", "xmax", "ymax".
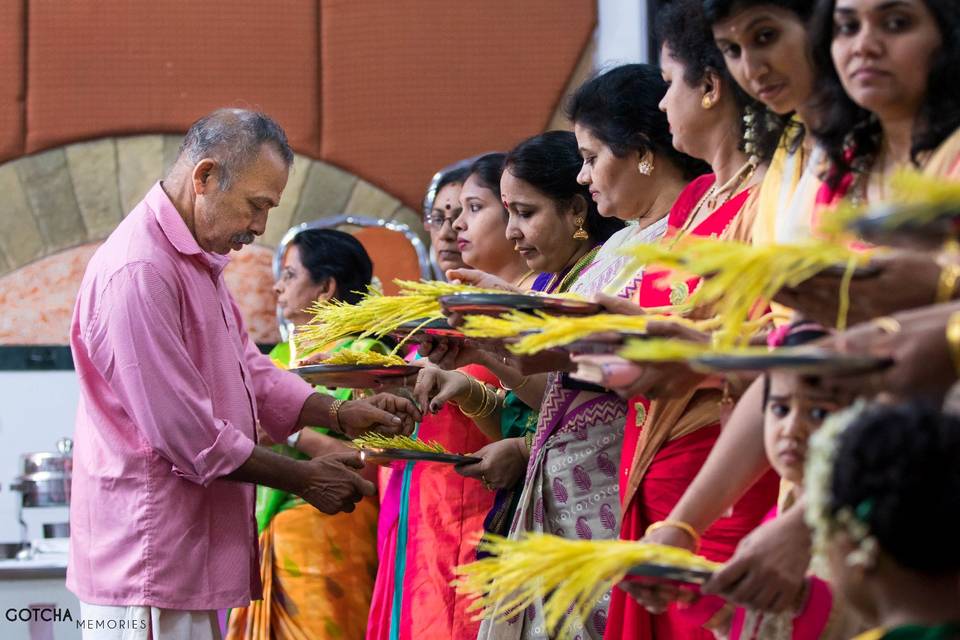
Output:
[{"xmin": 803, "ymin": 400, "xmax": 876, "ymax": 577}]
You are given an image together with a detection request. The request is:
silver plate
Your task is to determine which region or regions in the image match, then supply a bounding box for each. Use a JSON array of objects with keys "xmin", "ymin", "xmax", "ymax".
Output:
[
  {"xmin": 692, "ymin": 348, "xmax": 892, "ymax": 375},
  {"xmin": 625, "ymin": 562, "xmax": 713, "ymax": 585},
  {"xmin": 290, "ymin": 364, "xmax": 419, "ymax": 388},
  {"xmin": 359, "ymin": 447, "xmax": 481, "ymax": 465}
]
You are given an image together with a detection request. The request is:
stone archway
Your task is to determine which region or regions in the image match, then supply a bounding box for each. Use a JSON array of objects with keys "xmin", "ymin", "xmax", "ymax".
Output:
[{"xmin": 0, "ymin": 135, "xmax": 425, "ymax": 344}]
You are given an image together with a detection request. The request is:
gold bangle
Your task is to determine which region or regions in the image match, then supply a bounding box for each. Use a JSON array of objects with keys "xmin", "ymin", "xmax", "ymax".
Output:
[
  {"xmin": 459, "ymin": 378, "xmax": 486, "ymax": 416},
  {"xmin": 452, "ymin": 371, "xmax": 477, "ymax": 408},
  {"xmin": 872, "ymin": 316, "xmax": 902, "ymax": 335},
  {"xmin": 502, "ymin": 374, "xmax": 530, "ymax": 393},
  {"xmin": 946, "ymin": 311, "xmax": 960, "ymax": 376},
  {"xmin": 329, "ymin": 399, "xmax": 345, "ymax": 432},
  {"xmin": 937, "ymin": 263, "xmax": 960, "ymax": 303},
  {"xmin": 645, "ymin": 520, "xmax": 701, "ymax": 552}
]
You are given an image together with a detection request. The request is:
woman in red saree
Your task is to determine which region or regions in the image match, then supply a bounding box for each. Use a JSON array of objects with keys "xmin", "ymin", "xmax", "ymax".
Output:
[{"xmin": 603, "ymin": 2, "xmax": 781, "ymax": 638}]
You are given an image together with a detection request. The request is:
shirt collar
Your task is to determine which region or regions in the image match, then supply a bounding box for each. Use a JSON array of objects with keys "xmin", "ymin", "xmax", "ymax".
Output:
[{"xmin": 147, "ymin": 181, "xmax": 231, "ymax": 276}]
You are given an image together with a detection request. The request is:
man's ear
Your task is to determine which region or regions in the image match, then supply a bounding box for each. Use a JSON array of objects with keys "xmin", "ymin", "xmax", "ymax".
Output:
[{"xmin": 192, "ymin": 159, "xmax": 218, "ymax": 195}]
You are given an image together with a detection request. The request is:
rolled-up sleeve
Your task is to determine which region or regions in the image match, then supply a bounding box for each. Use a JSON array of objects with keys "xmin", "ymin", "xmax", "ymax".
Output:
[
  {"xmin": 84, "ymin": 262, "xmax": 255, "ymax": 485},
  {"xmin": 237, "ymin": 304, "xmax": 315, "ymax": 442}
]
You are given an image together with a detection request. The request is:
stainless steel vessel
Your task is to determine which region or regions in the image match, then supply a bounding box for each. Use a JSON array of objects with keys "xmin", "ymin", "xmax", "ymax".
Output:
[{"xmin": 10, "ymin": 438, "xmax": 72, "ymax": 508}]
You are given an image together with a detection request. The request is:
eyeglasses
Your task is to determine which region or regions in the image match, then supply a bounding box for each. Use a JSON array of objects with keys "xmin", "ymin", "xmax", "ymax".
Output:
[{"xmin": 424, "ymin": 210, "xmax": 462, "ymax": 230}]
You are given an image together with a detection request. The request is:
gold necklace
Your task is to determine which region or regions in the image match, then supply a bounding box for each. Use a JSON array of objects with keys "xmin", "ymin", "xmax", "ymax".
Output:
[{"xmin": 678, "ymin": 160, "xmax": 756, "ymax": 237}]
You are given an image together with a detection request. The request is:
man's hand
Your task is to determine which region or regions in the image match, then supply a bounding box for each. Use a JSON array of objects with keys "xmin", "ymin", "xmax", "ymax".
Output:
[
  {"xmin": 701, "ymin": 504, "xmax": 811, "ymax": 612},
  {"xmin": 337, "ymin": 393, "xmax": 421, "ymax": 438},
  {"xmin": 296, "ymin": 451, "xmax": 376, "ymax": 514}
]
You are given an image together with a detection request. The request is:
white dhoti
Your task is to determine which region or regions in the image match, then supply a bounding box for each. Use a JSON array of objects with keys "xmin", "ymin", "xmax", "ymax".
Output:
[{"xmin": 78, "ymin": 602, "xmax": 221, "ymax": 640}]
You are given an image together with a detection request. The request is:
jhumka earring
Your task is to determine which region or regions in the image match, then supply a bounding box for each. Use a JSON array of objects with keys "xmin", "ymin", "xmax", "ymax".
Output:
[
  {"xmin": 637, "ymin": 157, "xmax": 654, "ymax": 176},
  {"xmin": 572, "ymin": 216, "xmax": 589, "ymax": 240}
]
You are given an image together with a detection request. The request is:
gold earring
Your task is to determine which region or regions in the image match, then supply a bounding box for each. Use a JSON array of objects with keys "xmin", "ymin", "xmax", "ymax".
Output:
[
  {"xmin": 701, "ymin": 95, "xmax": 714, "ymax": 110},
  {"xmin": 572, "ymin": 216, "xmax": 589, "ymax": 240},
  {"xmin": 638, "ymin": 157, "xmax": 654, "ymax": 176}
]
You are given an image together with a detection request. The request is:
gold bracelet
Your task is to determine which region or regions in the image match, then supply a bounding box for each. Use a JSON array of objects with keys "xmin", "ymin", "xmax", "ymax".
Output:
[
  {"xmin": 937, "ymin": 263, "xmax": 960, "ymax": 303},
  {"xmin": 504, "ymin": 375, "xmax": 530, "ymax": 393},
  {"xmin": 329, "ymin": 399, "xmax": 345, "ymax": 432},
  {"xmin": 459, "ymin": 378, "xmax": 486, "ymax": 415},
  {"xmin": 645, "ymin": 520, "xmax": 701, "ymax": 552},
  {"xmin": 478, "ymin": 386, "xmax": 501, "ymax": 419},
  {"xmin": 946, "ymin": 311, "xmax": 960, "ymax": 376},
  {"xmin": 452, "ymin": 371, "xmax": 477, "ymax": 408}
]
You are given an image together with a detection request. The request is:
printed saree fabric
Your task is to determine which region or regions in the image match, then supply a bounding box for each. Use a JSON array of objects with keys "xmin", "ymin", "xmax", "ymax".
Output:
[
  {"xmin": 476, "ymin": 221, "xmax": 669, "ymax": 640},
  {"xmin": 226, "ymin": 339, "xmax": 380, "ymax": 640},
  {"xmin": 606, "ymin": 175, "xmax": 779, "ymax": 640}
]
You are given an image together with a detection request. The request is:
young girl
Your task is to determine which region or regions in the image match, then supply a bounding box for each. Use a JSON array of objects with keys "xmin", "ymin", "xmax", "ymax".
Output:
[
  {"xmin": 718, "ymin": 322, "xmax": 863, "ymax": 639},
  {"xmin": 806, "ymin": 402, "xmax": 960, "ymax": 639}
]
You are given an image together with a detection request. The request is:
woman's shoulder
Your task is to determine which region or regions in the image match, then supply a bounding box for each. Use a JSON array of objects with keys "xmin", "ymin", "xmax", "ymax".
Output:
[{"xmin": 924, "ymin": 125, "xmax": 960, "ymax": 178}]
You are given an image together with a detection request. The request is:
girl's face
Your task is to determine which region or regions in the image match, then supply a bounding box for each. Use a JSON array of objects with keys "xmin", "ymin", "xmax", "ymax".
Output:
[
  {"xmin": 453, "ymin": 174, "xmax": 513, "ymax": 273},
  {"xmin": 763, "ymin": 372, "xmax": 847, "ymax": 485},
  {"xmin": 658, "ymin": 43, "xmax": 713, "ymax": 161},
  {"xmin": 274, "ymin": 244, "xmax": 331, "ymax": 326},
  {"xmin": 501, "ymin": 169, "xmax": 584, "ymax": 274},
  {"xmin": 830, "ymin": 0, "xmax": 942, "ymax": 121},
  {"xmin": 573, "ymin": 123, "xmax": 647, "ymax": 220},
  {"xmin": 712, "ymin": 5, "xmax": 815, "ymax": 116},
  {"xmin": 426, "ymin": 182, "xmax": 467, "ymax": 274}
]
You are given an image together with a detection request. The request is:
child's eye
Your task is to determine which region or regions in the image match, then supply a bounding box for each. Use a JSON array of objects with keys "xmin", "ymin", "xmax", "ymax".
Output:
[
  {"xmin": 769, "ymin": 403, "xmax": 790, "ymax": 418},
  {"xmin": 809, "ymin": 407, "xmax": 831, "ymax": 422}
]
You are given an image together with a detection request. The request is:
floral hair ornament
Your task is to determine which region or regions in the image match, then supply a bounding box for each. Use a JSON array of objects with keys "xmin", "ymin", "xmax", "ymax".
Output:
[{"xmin": 803, "ymin": 400, "xmax": 871, "ymax": 577}]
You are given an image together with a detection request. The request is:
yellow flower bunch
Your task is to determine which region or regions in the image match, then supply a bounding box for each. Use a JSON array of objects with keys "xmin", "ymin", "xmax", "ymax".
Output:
[
  {"xmin": 620, "ymin": 237, "xmax": 869, "ymax": 343},
  {"xmin": 461, "ymin": 311, "xmax": 712, "ymax": 355},
  {"xmin": 296, "ymin": 280, "xmax": 495, "ymax": 354},
  {"xmin": 351, "ymin": 433, "xmax": 448, "ymax": 454},
  {"xmin": 454, "ymin": 533, "xmax": 719, "ymax": 637},
  {"xmin": 319, "ymin": 351, "xmax": 407, "ymax": 367}
]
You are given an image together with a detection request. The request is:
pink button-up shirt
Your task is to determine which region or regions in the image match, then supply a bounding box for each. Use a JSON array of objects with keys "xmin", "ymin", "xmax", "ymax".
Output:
[{"xmin": 67, "ymin": 182, "xmax": 314, "ymax": 609}]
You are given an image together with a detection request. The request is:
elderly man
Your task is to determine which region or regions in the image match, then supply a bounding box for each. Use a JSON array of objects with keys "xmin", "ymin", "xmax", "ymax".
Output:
[{"xmin": 67, "ymin": 109, "xmax": 418, "ymax": 639}]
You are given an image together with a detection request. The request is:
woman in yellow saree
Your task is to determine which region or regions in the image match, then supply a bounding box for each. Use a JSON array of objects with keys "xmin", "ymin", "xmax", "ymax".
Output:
[{"xmin": 227, "ymin": 229, "xmax": 382, "ymax": 640}]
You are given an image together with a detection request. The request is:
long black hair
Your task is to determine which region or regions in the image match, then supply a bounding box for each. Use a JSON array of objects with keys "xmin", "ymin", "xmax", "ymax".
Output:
[
  {"xmin": 659, "ymin": 0, "xmax": 783, "ymax": 162},
  {"xmin": 809, "ymin": 0, "xmax": 960, "ymax": 187},
  {"xmin": 830, "ymin": 402, "xmax": 960, "ymax": 575},
  {"xmin": 505, "ymin": 131, "xmax": 625, "ymax": 243},
  {"xmin": 289, "ymin": 228, "xmax": 373, "ymax": 305},
  {"xmin": 566, "ymin": 64, "xmax": 710, "ymax": 180}
]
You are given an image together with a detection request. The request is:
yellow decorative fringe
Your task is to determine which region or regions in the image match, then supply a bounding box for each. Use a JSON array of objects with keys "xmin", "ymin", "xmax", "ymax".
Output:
[
  {"xmin": 820, "ymin": 170, "xmax": 960, "ymax": 238},
  {"xmin": 620, "ymin": 237, "xmax": 869, "ymax": 344},
  {"xmin": 296, "ymin": 280, "xmax": 496, "ymax": 355},
  {"xmin": 454, "ymin": 534, "xmax": 720, "ymax": 637},
  {"xmin": 319, "ymin": 351, "xmax": 407, "ymax": 367},
  {"xmin": 351, "ymin": 433, "xmax": 448, "ymax": 454},
  {"xmin": 461, "ymin": 311, "xmax": 713, "ymax": 355}
]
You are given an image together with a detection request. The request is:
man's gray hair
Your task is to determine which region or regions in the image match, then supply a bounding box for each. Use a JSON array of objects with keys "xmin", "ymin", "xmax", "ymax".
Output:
[{"xmin": 176, "ymin": 108, "xmax": 294, "ymax": 190}]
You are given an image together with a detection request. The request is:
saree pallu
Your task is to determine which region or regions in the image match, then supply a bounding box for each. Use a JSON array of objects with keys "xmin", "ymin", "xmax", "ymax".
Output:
[
  {"xmin": 605, "ymin": 176, "xmax": 779, "ymax": 640},
  {"xmin": 477, "ymin": 376, "xmax": 628, "ymax": 640},
  {"xmin": 366, "ymin": 364, "xmax": 497, "ymax": 640},
  {"xmin": 228, "ymin": 338, "xmax": 381, "ymax": 640},
  {"xmin": 226, "ymin": 499, "xmax": 379, "ymax": 640}
]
